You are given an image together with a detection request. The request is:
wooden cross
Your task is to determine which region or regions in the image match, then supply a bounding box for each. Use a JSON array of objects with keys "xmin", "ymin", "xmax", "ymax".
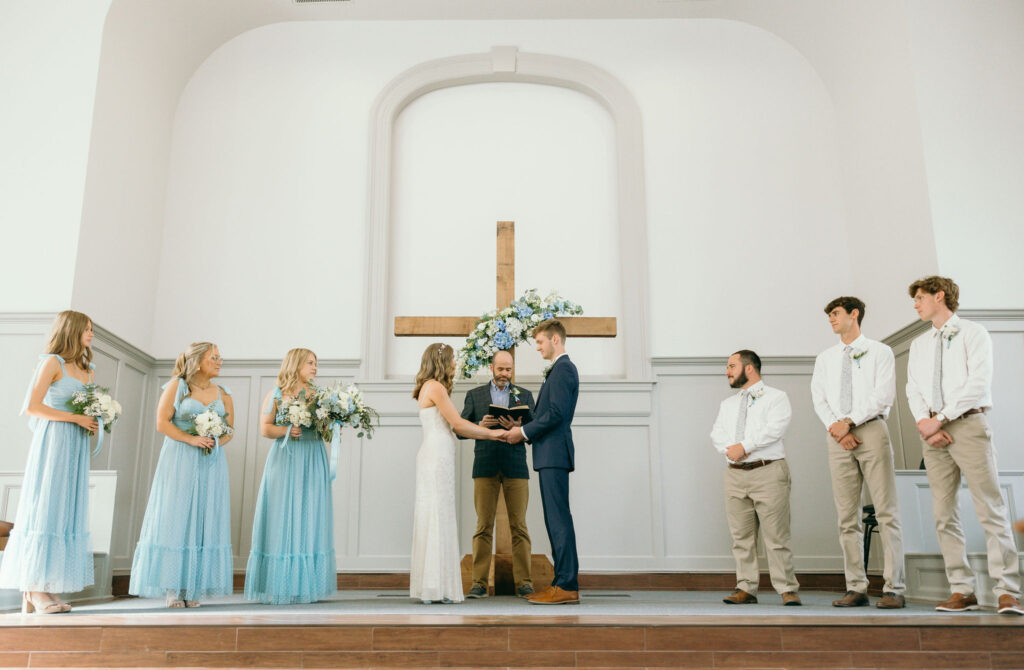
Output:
[
  {"xmin": 394, "ymin": 221, "xmax": 617, "ymax": 590},
  {"xmin": 394, "ymin": 222, "xmax": 617, "ymax": 342}
]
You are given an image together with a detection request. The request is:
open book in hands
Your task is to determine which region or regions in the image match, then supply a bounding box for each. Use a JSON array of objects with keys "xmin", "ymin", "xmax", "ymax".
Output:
[{"xmin": 489, "ymin": 404, "xmax": 532, "ymax": 425}]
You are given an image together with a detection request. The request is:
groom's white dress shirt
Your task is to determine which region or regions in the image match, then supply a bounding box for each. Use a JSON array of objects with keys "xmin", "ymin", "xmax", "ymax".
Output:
[
  {"xmin": 710, "ymin": 381, "xmax": 791, "ymax": 464},
  {"xmin": 811, "ymin": 334, "xmax": 895, "ymax": 428},
  {"xmin": 906, "ymin": 314, "xmax": 993, "ymax": 422}
]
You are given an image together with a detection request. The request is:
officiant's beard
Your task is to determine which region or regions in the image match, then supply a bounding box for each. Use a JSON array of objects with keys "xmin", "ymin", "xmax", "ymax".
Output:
[{"xmin": 729, "ymin": 370, "xmax": 749, "ymax": 389}]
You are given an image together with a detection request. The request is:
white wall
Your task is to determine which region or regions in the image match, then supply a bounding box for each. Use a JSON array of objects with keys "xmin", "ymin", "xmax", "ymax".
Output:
[
  {"xmin": 152, "ymin": 19, "xmax": 858, "ymax": 365},
  {"xmin": 0, "ymin": 1, "xmax": 110, "ymax": 311},
  {"xmin": 388, "ymin": 83, "xmax": 621, "ymax": 377},
  {"xmin": 905, "ymin": 0, "xmax": 1024, "ymax": 308}
]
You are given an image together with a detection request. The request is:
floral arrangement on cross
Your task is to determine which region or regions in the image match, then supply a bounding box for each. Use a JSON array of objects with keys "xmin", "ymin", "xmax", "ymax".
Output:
[{"xmin": 456, "ymin": 289, "xmax": 583, "ymax": 380}]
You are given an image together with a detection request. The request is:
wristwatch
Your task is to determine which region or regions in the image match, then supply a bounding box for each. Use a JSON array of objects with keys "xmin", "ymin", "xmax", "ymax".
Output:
[
  {"xmin": 934, "ymin": 413, "xmax": 948, "ymax": 425},
  {"xmin": 842, "ymin": 417, "xmax": 855, "ymax": 427}
]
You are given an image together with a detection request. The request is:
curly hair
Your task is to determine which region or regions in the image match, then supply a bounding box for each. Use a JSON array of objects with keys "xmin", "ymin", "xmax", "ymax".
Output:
[{"xmin": 908, "ymin": 276, "xmax": 959, "ymax": 312}]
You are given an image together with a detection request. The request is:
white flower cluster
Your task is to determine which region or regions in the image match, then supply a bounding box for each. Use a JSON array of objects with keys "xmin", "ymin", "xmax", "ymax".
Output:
[
  {"xmin": 193, "ymin": 409, "xmax": 232, "ymax": 439},
  {"xmin": 67, "ymin": 384, "xmax": 122, "ymax": 432},
  {"xmin": 455, "ymin": 289, "xmax": 584, "ymax": 379},
  {"xmin": 284, "ymin": 399, "xmax": 313, "ymax": 428}
]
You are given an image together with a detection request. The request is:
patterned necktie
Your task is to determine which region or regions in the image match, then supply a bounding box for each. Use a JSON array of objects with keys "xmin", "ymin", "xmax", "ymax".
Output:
[
  {"xmin": 932, "ymin": 333, "xmax": 944, "ymax": 410},
  {"xmin": 840, "ymin": 345, "xmax": 853, "ymax": 415},
  {"xmin": 735, "ymin": 390, "xmax": 749, "ymax": 441}
]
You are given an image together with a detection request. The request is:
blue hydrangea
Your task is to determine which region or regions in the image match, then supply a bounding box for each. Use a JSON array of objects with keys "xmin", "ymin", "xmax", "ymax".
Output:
[
  {"xmin": 495, "ymin": 319, "xmax": 506, "ymax": 331},
  {"xmin": 494, "ymin": 332, "xmax": 514, "ymax": 350},
  {"xmin": 468, "ymin": 356, "xmax": 479, "ymax": 367},
  {"xmin": 516, "ymin": 305, "xmax": 534, "ymax": 319},
  {"xmin": 554, "ymin": 301, "xmax": 564, "ymax": 311},
  {"xmin": 541, "ymin": 311, "xmax": 554, "ymax": 320}
]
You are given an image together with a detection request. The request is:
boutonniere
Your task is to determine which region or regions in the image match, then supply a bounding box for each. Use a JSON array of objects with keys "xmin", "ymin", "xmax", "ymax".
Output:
[
  {"xmin": 510, "ymin": 386, "xmax": 522, "ymax": 404},
  {"xmin": 940, "ymin": 324, "xmax": 960, "ymax": 348},
  {"xmin": 748, "ymin": 386, "xmax": 766, "ymax": 406},
  {"xmin": 850, "ymin": 347, "xmax": 869, "ymax": 368},
  {"xmin": 542, "ymin": 363, "xmax": 554, "ymax": 380}
]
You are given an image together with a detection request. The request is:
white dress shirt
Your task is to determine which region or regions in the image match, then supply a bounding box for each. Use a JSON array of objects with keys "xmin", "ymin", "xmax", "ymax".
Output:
[
  {"xmin": 906, "ymin": 314, "xmax": 993, "ymax": 422},
  {"xmin": 811, "ymin": 334, "xmax": 895, "ymax": 428},
  {"xmin": 710, "ymin": 381, "xmax": 791, "ymax": 464}
]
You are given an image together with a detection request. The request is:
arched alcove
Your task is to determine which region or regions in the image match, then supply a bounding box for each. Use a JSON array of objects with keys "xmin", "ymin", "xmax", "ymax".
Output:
[{"xmin": 362, "ymin": 47, "xmax": 650, "ymax": 380}]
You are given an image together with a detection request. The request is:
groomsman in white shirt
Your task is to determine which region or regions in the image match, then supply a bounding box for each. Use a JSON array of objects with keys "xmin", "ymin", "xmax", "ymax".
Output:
[
  {"xmin": 906, "ymin": 276, "xmax": 1022, "ymax": 615},
  {"xmin": 711, "ymin": 350, "xmax": 801, "ymax": 606},
  {"xmin": 811, "ymin": 296, "xmax": 906, "ymax": 609}
]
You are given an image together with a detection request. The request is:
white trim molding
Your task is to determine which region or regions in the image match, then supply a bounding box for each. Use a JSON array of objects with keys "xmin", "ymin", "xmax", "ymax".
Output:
[{"xmin": 362, "ymin": 46, "xmax": 651, "ymax": 381}]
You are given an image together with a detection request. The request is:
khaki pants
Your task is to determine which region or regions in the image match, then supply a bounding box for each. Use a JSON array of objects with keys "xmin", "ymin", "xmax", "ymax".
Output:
[
  {"xmin": 724, "ymin": 459, "xmax": 799, "ymax": 595},
  {"xmin": 921, "ymin": 413, "xmax": 1020, "ymax": 598},
  {"xmin": 472, "ymin": 475, "xmax": 532, "ymax": 588},
  {"xmin": 827, "ymin": 419, "xmax": 905, "ymax": 595}
]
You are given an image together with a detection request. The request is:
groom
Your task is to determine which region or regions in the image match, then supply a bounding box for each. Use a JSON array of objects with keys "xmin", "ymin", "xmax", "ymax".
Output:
[{"xmin": 504, "ymin": 319, "xmax": 580, "ymax": 604}]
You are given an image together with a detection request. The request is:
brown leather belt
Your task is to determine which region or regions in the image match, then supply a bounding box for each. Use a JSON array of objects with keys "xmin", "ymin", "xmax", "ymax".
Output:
[
  {"xmin": 930, "ymin": 408, "xmax": 984, "ymax": 420},
  {"xmin": 729, "ymin": 458, "xmax": 780, "ymax": 471}
]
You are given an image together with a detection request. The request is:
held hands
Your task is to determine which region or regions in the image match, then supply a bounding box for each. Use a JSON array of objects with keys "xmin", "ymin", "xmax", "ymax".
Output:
[
  {"xmin": 72, "ymin": 414, "xmax": 99, "ymax": 433},
  {"xmin": 188, "ymin": 435, "xmax": 215, "ymax": 450},
  {"xmin": 725, "ymin": 443, "xmax": 746, "ymax": 462},
  {"xmin": 838, "ymin": 433, "xmax": 862, "ymax": 451},
  {"xmin": 926, "ymin": 429, "xmax": 954, "ymax": 448},
  {"xmin": 828, "ymin": 421, "xmax": 851, "ymax": 441},
  {"xmin": 290, "ymin": 425, "xmax": 303, "ymax": 438},
  {"xmin": 917, "ymin": 417, "xmax": 943, "ymax": 440}
]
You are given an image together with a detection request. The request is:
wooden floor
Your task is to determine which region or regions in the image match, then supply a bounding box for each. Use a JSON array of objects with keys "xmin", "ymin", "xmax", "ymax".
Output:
[{"xmin": 3, "ymin": 613, "xmax": 1024, "ymax": 668}]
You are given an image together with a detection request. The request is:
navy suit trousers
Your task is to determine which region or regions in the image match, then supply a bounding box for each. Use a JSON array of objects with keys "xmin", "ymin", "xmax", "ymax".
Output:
[{"xmin": 538, "ymin": 467, "xmax": 579, "ymax": 591}]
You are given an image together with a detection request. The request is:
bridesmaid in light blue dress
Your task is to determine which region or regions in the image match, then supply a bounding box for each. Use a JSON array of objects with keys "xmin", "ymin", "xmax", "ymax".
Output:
[
  {"xmin": 129, "ymin": 342, "xmax": 234, "ymax": 607},
  {"xmin": 244, "ymin": 348, "xmax": 337, "ymax": 604},
  {"xmin": 0, "ymin": 311, "xmax": 99, "ymax": 614}
]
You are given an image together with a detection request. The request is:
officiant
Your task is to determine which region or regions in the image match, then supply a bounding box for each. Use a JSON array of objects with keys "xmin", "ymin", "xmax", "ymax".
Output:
[{"xmin": 458, "ymin": 349, "xmax": 536, "ymax": 598}]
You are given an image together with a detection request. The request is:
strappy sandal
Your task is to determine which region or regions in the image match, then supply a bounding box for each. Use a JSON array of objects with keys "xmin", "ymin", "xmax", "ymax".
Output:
[
  {"xmin": 22, "ymin": 593, "xmax": 65, "ymax": 614},
  {"xmin": 184, "ymin": 600, "xmax": 201, "ymax": 608},
  {"xmin": 165, "ymin": 593, "xmax": 186, "ymax": 608}
]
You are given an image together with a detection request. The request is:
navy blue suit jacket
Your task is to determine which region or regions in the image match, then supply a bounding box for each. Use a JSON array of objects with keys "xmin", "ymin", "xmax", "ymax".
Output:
[{"xmin": 523, "ymin": 355, "xmax": 578, "ymax": 472}]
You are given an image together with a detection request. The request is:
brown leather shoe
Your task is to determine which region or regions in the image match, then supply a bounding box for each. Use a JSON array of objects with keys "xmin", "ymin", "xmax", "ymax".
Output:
[
  {"xmin": 831, "ymin": 590, "xmax": 869, "ymax": 607},
  {"xmin": 998, "ymin": 594, "xmax": 1024, "ymax": 615},
  {"xmin": 781, "ymin": 592, "xmax": 802, "ymax": 606},
  {"xmin": 935, "ymin": 592, "xmax": 979, "ymax": 612},
  {"xmin": 722, "ymin": 589, "xmax": 757, "ymax": 604},
  {"xmin": 527, "ymin": 585, "xmax": 579, "ymax": 605},
  {"xmin": 876, "ymin": 592, "xmax": 906, "ymax": 609}
]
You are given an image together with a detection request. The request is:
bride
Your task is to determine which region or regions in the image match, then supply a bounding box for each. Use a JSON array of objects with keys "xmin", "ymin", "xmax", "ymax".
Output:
[{"xmin": 411, "ymin": 343, "xmax": 506, "ymax": 603}]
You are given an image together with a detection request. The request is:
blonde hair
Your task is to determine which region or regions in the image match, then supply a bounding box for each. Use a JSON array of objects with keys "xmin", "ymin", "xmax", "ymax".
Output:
[
  {"xmin": 413, "ymin": 343, "xmax": 455, "ymax": 399},
  {"xmin": 46, "ymin": 310, "xmax": 93, "ymax": 370},
  {"xmin": 277, "ymin": 348, "xmax": 317, "ymax": 394},
  {"xmin": 171, "ymin": 342, "xmax": 217, "ymax": 386}
]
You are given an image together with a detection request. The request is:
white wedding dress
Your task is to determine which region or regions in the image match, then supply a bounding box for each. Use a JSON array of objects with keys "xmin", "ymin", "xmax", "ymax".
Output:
[{"xmin": 409, "ymin": 406, "xmax": 464, "ymax": 603}]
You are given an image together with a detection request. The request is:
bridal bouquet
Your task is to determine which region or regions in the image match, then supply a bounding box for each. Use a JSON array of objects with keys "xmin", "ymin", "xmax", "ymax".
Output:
[
  {"xmin": 276, "ymin": 396, "xmax": 314, "ymax": 430},
  {"xmin": 67, "ymin": 384, "xmax": 122, "ymax": 435},
  {"xmin": 312, "ymin": 382, "xmax": 379, "ymax": 440},
  {"xmin": 190, "ymin": 409, "xmax": 233, "ymax": 455}
]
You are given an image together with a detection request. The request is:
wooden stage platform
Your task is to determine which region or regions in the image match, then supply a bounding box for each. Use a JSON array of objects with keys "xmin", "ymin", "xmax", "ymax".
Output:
[{"xmin": 2, "ymin": 589, "xmax": 1023, "ymax": 669}]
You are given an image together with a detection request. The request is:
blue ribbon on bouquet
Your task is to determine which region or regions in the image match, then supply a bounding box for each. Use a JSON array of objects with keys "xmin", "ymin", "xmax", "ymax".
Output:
[
  {"xmin": 92, "ymin": 417, "xmax": 104, "ymax": 457},
  {"xmin": 281, "ymin": 424, "xmax": 295, "ymax": 452},
  {"xmin": 329, "ymin": 421, "xmax": 342, "ymax": 482}
]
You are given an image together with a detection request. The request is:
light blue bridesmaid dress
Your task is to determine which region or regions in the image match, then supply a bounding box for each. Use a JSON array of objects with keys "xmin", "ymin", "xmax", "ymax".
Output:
[
  {"xmin": 244, "ymin": 387, "xmax": 336, "ymax": 604},
  {"xmin": 0, "ymin": 355, "xmax": 94, "ymax": 593},
  {"xmin": 128, "ymin": 378, "xmax": 233, "ymax": 601}
]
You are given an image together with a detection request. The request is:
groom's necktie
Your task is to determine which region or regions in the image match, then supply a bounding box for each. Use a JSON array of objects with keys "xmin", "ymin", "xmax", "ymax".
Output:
[
  {"xmin": 735, "ymin": 390, "xmax": 749, "ymax": 442},
  {"xmin": 840, "ymin": 345, "xmax": 853, "ymax": 416}
]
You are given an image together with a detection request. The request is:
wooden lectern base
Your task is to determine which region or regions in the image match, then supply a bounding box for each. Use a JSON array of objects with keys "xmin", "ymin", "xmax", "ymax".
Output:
[{"xmin": 460, "ymin": 553, "xmax": 554, "ymax": 596}]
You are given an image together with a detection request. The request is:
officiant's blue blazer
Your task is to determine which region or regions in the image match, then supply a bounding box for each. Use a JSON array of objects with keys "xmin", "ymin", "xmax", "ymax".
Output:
[{"xmin": 524, "ymin": 355, "xmax": 578, "ymax": 472}]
